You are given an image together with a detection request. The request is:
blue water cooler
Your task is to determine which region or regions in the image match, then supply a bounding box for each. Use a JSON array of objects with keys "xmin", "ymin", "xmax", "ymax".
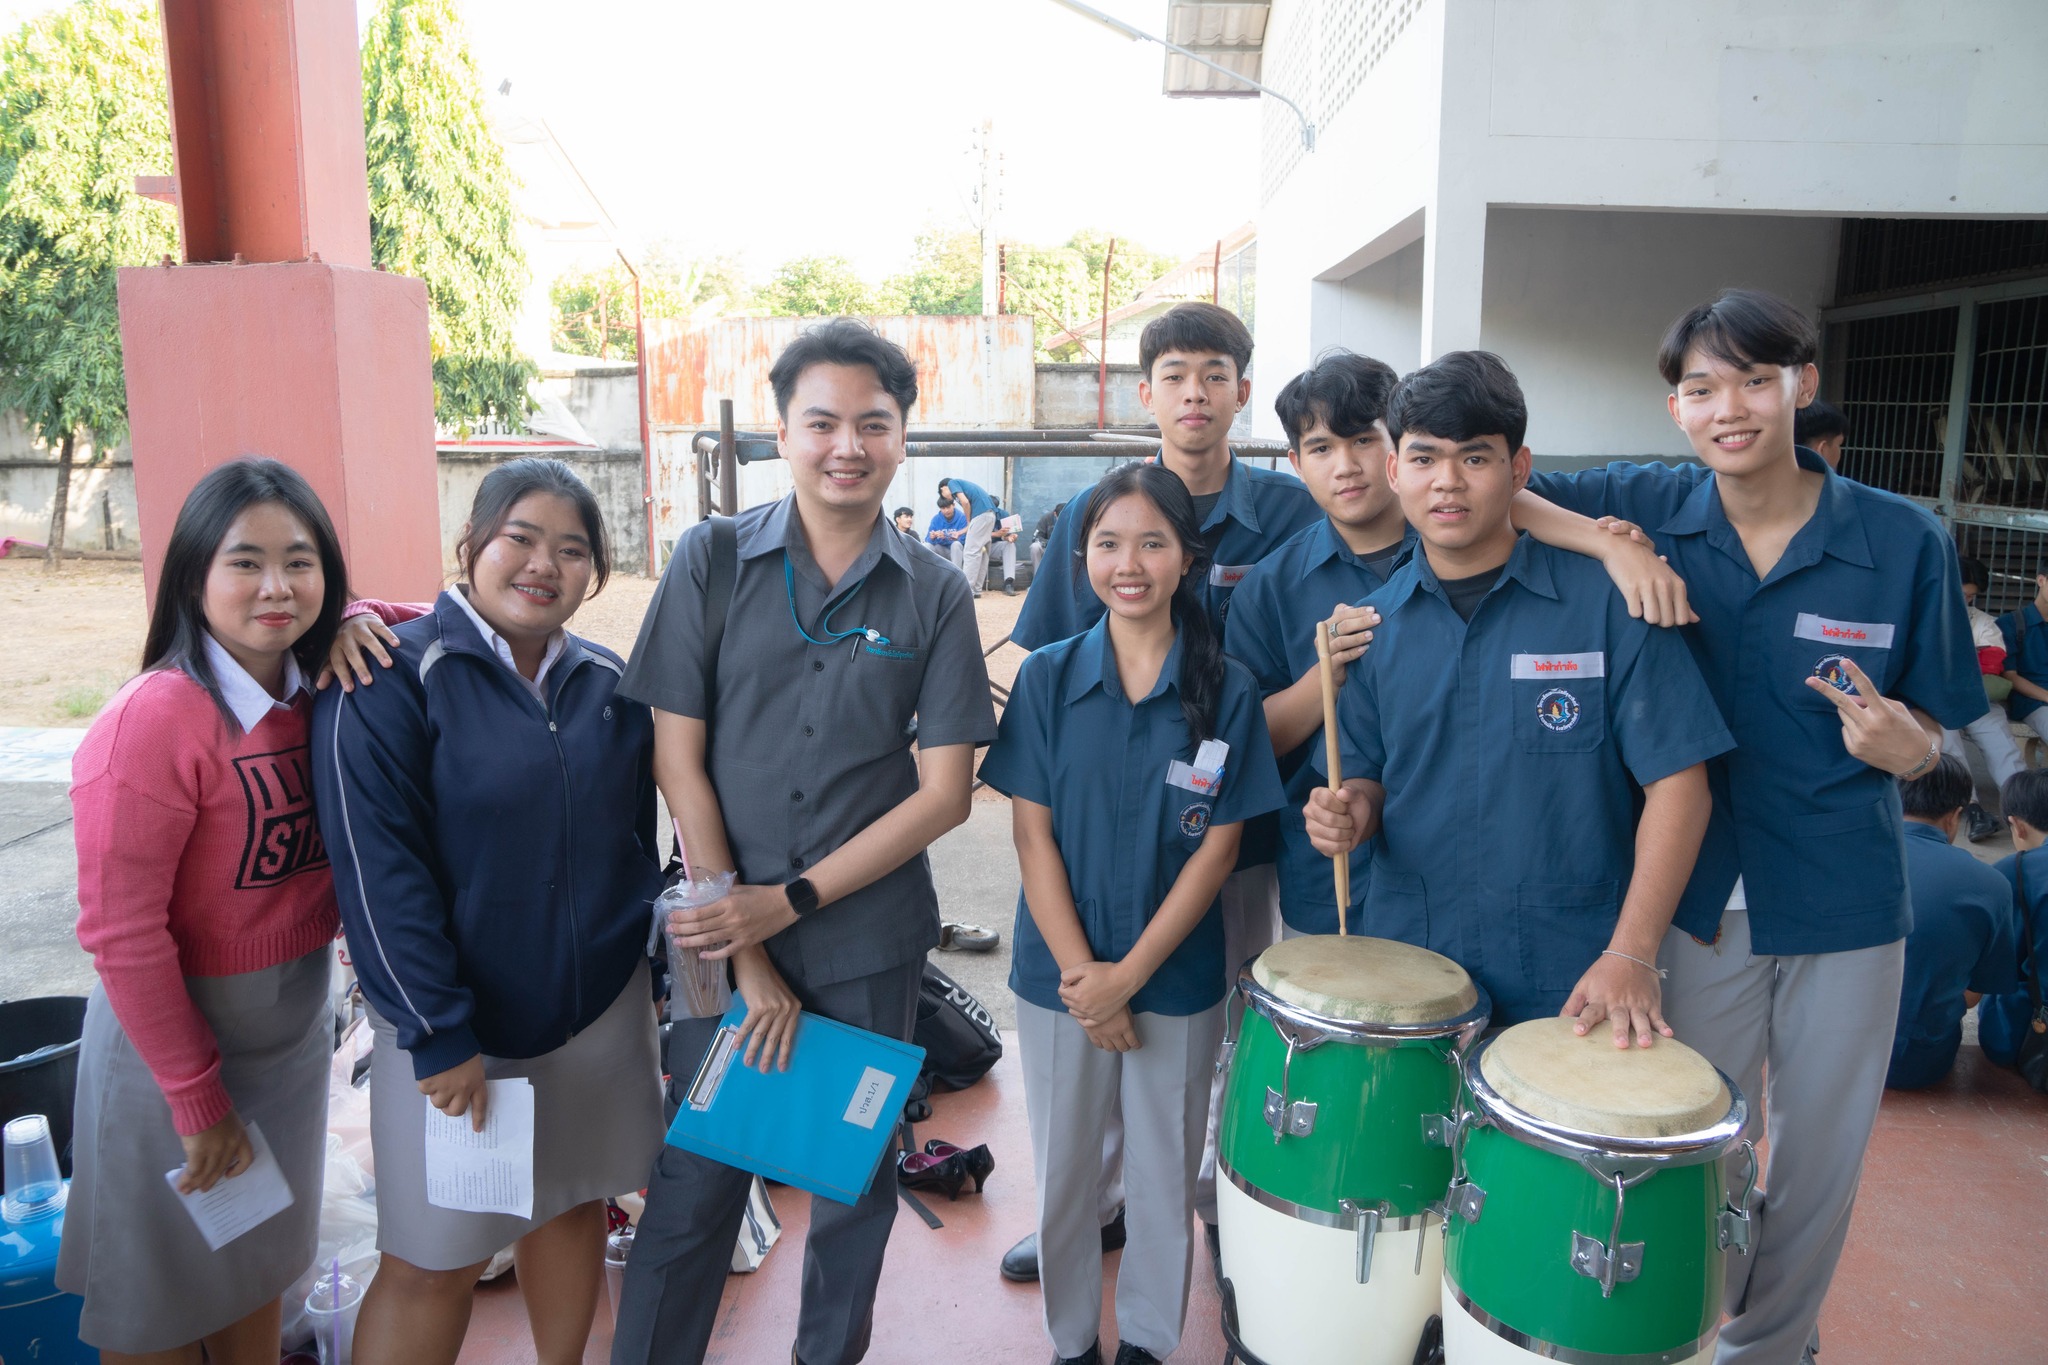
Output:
[{"xmin": 0, "ymin": 1181, "xmax": 95, "ymax": 1364}]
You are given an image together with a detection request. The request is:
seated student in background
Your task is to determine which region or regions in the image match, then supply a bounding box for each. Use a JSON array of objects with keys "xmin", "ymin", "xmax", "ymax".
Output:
[
  {"xmin": 986, "ymin": 498, "xmax": 1023, "ymax": 595},
  {"xmin": 1033, "ymin": 501, "xmax": 1066, "ymax": 569},
  {"xmin": 1226, "ymin": 350, "xmax": 1409, "ymax": 940},
  {"xmin": 927, "ymin": 489, "xmax": 968, "ymax": 568},
  {"xmin": 1304, "ymin": 351, "xmax": 1732, "ymax": 1039},
  {"xmin": 1947, "ymin": 555, "xmax": 2024, "ymax": 842},
  {"xmin": 1794, "ymin": 397, "xmax": 1850, "ymax": 471},
  {"xmin": 1981, "ymin": 768, "xmax": 2048, "ymax": 1069},
  {"xmin": 979, "ymin": 462, "xmax": 1285, "ymax": 1365},
  {"xmin": 1998, "ymin": 562, "xmax": 2048, "ymax": 748},
  {"xmin": 893, "ymin": 504, "xmax": 919, "ymax": 544},
  {"xmin": 1886, "ymin": 754, "xmax": 2018, "ymax": 1089}
]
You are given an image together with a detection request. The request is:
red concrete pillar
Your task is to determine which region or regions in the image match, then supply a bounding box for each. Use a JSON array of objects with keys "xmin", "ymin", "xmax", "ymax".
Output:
[{"xmin": 119, "ymin": 0, "xmax": 442, "ymax": 601}]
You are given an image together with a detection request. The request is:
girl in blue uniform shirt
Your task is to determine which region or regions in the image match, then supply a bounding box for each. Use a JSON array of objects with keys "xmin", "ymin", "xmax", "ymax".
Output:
[{"xmin": 980, "ymin": 463, "xmax": 1285, "ymax": 1365}]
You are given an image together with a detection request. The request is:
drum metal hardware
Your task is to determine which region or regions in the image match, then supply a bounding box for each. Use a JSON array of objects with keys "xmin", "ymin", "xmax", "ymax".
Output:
[
  {"xmin": 1218, "ymin": 982, "xmax": 1248, "ymax": 1077},
  {"xmin": 1264, "ymin": 1086, "xmax": 1317, "ymax": 1139},
  {"xmin": 1413, "ymin": 1213, "xmax": 1432, "ymax": 1275},
  {"xmin": 1445, "ymin": 1179, "xmax": 1486, "ymax": 1224},
  {"xmin": 1569, "ymin": 1171, "xmax": 1645, "ymax": 1297},
  {"xmin": 1420, "ymin": 1113, "xmax": 1455, "ymax": 1147},
  {"xmin": 1718, "ymin": 1138, "xmax": 1758, "ymax": 1255},
  {"xmin": 1236, "ymin": 962, "xmax": 1493, "ymax": 1052},
  {"xmin": 1338, "ymin": 1198, "xmax": 1390, "ymax": 1283},
  {"xmin": 1461, "ymin": 1044, "xmax": 1750, "ymax": 1172}
]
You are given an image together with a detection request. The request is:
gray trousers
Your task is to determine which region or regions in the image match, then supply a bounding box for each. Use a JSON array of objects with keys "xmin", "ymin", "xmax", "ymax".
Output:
[
  {"xmin": 611, "ymin": 959, "xmax": 922, "ymax": 1365},
  {"xmin": 1082, "ymin": 866, "xmax": 1282, "ymax": 1230},
  {"xmin": 1943, "ymin": 707, "xmax": 2025, "ymax": 800},
  {"xmin": 1658, "ymin": 910, "xmax": 1905, "ymax": 1365},
  {"xmin": 962, "ymin": 512, "xmax": 1016, "ymax": 592},
  {"xmin": 1018, "ymin": 997, "xmax": 1224, "ymax": 1360}
]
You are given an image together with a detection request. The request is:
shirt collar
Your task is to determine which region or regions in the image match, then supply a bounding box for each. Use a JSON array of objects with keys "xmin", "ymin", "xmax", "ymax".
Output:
[
  {"xmin": 1402, "ymin": 532, "xmax": 1558, "ymax": 606},
  {"xmin": 201, "ymin": 631, "xmax": 307, "ymax": 733},
  {"xmin": 743, "ymin": 495, "xmax": 914, "ymax": 579},
  {"xmin": 1658, "ymin": 447, "xmax": 1875, "ymax": 570},
  {"xmin": 1295, "ymin": 520, "xmax": 1417, "ymax": 582},
  {"xmin": 1902, "ymin": 818, "xmax": 1953, "ymax": 847},
  {"xmin": 1150, "ymin": 450, "xmax": 1257, "ymax": 535},
  {"xmin": 443, "ymin": 586, "xmax": 569, "ymax": 696},
  {"xmin": 1062, "ymin": 615, "xmax": 1188, "ymax": 706}
]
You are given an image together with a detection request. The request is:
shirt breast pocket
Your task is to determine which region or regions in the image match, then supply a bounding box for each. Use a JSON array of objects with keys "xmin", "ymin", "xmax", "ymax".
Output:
[
  {"xmin": 1791, "ymin": 613, "xmax": 1897, "ymax": 713},
  {"xmin": 1516, "ymin": 677, "xmax": 1608, "ymax": 754}
]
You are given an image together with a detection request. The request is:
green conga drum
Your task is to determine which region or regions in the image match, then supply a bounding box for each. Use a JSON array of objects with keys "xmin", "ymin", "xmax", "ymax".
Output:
[
  {"xmin": 1441, "ymin": 1018, "xmax": 1756, "ymax": 1365},
  {"xmin": 1216, "ymin": 935, "xmax": 1490, "ymax": 1365}
]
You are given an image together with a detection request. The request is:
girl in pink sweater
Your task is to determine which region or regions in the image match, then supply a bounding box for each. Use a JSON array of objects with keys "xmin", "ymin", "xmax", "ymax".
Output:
[{"xmin": 59, "ymin": 458, "xmax": 404, "ymax": 1362}]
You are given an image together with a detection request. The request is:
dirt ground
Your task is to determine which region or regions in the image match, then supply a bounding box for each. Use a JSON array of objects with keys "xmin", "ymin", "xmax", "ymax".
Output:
[{"xmin": 0, "ymin": 556, "xmax": 1030, "ymax": 751}]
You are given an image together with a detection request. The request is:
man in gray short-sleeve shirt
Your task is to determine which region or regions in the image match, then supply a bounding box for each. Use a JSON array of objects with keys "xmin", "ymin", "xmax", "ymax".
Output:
[{"xmin": 610, "ymin": 321, "xmax": 995, "ymax": 1365}]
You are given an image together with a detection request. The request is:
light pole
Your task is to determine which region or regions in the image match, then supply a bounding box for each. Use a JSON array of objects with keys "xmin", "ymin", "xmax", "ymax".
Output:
[{"xmin": 1047, "ymin": 0, "xmax": 1316, "ymax": 151}]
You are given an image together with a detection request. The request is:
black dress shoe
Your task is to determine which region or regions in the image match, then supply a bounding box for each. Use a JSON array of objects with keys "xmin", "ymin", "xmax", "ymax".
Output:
[
  {"xmin": 1112, "ymin": 1344, "xmax": 1161, "ymax": 1365},
  {"xmin": 1967, "ymin": 801, "xmax": 2002, "ymax": 842},
  {"xmin": 1052, "ymin": 1343, "xmax": 1102, "ymax": 1365},
  {"xmin": 1001, "ymin": 1206, "xmax": 1127, "ymax": 1281}
]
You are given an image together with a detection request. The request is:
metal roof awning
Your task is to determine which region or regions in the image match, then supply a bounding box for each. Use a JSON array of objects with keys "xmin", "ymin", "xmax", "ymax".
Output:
[{"xmin": 1162, "ymin": 0, "xmax": 1269, "ymax": 96}]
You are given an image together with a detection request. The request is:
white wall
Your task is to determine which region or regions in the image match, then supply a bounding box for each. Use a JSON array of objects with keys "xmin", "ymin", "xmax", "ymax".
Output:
[
  {"xmin": 1312, "ymin": 237, "xmax": 1425, "ymax": 378},
  {"xmin": 1480, "ymin": 208, "xmax": 1841, "ymax": 459}
]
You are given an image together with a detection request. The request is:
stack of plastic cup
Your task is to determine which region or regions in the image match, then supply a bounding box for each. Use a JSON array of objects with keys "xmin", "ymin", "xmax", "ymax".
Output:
[
  {"xmin": 2, "ymin": 1114, "xmax": 66, "ymax": 1223},
  {"xmin": 605, "ymin": 1226, "xmax": 635, "ymax": 1324},
  {"xmin": 654, "ymin": 870, "xmax": 736, "ymax": 1019},
  {"xmin": 304, "ymin": 1262, "xmax": 364, "ymax": 1365}
]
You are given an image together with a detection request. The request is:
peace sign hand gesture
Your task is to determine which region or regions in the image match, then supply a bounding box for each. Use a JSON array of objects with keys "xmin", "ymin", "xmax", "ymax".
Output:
[{"xmin": 1803, "ymin": 657, "xmax": 1938, "ymax": 775}]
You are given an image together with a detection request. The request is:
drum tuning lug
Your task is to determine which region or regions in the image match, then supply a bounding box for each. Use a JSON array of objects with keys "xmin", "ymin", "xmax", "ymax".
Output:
[
  {"xmin": 1717, "ymin": 1206, "xmax": 1752, "ymax": 1255},
  {"xmin": 1339, "ymin": 1199, "xmax": 1388, "ymax": 1284},
  {"xmin": 1570, "ymin": 1230, "xmax": 1644, "ymax": 1296},
  {"xmin": 1445, "ymin": 1180, "xmax": 1486, "ymax": 1224},
  {"xmin": 1263, "ymin": 1087, "xmax": 1318, "ymax": 1140},
  {"xmin": 1420, "ymin": 1113, "xmax": 1456, "ymax": 1148}
]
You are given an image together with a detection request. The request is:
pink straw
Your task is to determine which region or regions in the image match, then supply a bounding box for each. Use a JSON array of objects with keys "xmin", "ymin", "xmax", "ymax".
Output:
[{"xmin": 672, "ymin": 818, "xmax": 693, "ymax": 882}]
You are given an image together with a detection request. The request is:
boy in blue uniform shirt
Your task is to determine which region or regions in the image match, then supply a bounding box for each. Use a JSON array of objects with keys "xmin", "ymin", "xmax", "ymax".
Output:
[
  {"xmin": 1997, "ymin": 563, "xmax": 2048, "ymax": 746},
  {"xmin": 1306, "ymin": 351, "xmax": 1731, "ymax": 1037},
  {"xmin": 926, "ymin": 490, "xmax": 968, "ymax": 569},
  {"xmin": 1512, "ymin": 290, "xmax": 1984, "ymax": 1363},
  {"xmin": 1886, "ymin": 754, "xmax": 2017, "ymax": 1089},
  {"xmin": 941, "ymin": 474, "xmax": 1004, "ymax": 596},
  {"xmin": 1226, "ymin": 351, "xmax": 1410, "ymax": 938},
  {"xmin": 1000, "ymin": 304, "xmax": 1319, "ymax": 1273},
  {"xmin": 1981, "ymin": 769, "xmax": 2048, "ymax": 1069}
]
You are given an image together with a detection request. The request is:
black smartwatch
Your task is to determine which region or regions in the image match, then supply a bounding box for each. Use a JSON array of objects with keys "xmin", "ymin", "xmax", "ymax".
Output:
[{"xmin": 784, "ymin": 877, "xmax": 820, "ymax": 918}]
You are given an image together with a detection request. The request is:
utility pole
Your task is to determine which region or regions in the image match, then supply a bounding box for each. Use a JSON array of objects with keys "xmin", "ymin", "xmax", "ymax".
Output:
[{"xmin": 976, "ymin": 119, "xmax": 1001, "ymax": 315}]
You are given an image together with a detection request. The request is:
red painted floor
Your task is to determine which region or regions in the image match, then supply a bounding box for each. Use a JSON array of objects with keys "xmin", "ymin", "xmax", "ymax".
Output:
[{"xmin": 456, "ymin": 1044, "xmax": 2048, "ymax": 1364}]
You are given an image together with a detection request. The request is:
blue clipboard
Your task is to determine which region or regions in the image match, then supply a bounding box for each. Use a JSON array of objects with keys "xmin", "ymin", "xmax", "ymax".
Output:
[{"xmin": 663, "ymin": 994, "xmax": 925, "ymax": 1205}]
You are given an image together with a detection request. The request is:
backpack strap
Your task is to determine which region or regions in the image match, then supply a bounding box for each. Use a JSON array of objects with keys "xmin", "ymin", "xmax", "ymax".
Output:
[{"xmin": 702, "ymin": 515, "xmax": 737, "ymax": 716}]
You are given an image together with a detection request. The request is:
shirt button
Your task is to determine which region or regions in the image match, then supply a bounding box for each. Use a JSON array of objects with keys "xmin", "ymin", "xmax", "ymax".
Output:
[
  {"xmin": 790, "ymin": 855, "xmax": 805, "ymax": 869},
  {"xmin": 791, "ymin": 791, "xmax": 804, "ymax": 803},
  {"xmin": 812, "ymin": 659, "xmax": 824, "ymax": 672},
  {"xmin": 803, "ymin": 725, "xmax": 815, "ymax": 737}
]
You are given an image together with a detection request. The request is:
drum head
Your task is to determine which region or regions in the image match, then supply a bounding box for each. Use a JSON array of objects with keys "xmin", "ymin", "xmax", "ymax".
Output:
[
  {"xmin": 1250, "ymin": 935, "xmax": 1478, "ymax": 1026},
  {"xmin": 1478, "ymin": 1017, "xmax": 1731, "ymax": 1140}
]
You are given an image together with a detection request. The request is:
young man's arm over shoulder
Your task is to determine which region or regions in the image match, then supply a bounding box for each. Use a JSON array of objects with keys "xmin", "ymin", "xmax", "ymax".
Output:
[{"xmin": 1513, "ymin": 461, "xmax": 1701, "ymax": 626}]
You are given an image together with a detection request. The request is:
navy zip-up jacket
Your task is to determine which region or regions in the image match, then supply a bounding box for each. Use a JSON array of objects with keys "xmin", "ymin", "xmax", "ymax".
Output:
[{"xmin": 313, "ymin": 593, "xmax": 662, "ymax": 1079}]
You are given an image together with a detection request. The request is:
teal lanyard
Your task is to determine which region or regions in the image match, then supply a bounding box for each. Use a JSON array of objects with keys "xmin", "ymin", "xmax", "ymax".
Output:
[{"xmin": 785, "ymin": 554, "xmax": 891, "ymax": 649}]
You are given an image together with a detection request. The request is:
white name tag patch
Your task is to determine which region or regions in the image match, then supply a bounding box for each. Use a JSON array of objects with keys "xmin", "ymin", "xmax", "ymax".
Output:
[
  {"xmin": 1210, "ymin": 564, "xmax": 1254, "ymax": 588},
  {"xmin": 842, "ymin": 1066, "xmax": 896, "ymax": 1131},
  {"xmin": 1511, "ymin": 652, "xmax": 1605, "ymax": 680},
  {"xmin": 1167, "ymin": 761, "xmax": 1223, "ymax": 795},
  {"xmin": 1793, "ymin": 614, "xmax": 1894, "ymax": 649}
]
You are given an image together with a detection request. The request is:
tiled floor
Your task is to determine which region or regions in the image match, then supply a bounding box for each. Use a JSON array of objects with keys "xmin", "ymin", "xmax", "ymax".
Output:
[{"xmin": 458, "ymin": 1042, "xmax": 2048, "ymax": 1364}]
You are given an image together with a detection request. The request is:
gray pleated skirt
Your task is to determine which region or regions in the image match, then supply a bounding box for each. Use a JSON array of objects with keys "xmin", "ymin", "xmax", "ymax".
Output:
[
  {"xmin": 365, "ymin": 960, "xmax": 663, "ymax": 1271},
  {"xmin": 55, "ymin": 947, "xmax": 333, "ymax": 1354}
]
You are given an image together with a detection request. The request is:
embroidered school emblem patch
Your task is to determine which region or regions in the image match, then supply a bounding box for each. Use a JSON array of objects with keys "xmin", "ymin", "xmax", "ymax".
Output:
[
  {"xmin": 1812, "ymin": 654, "xmax": 1859, "ymax": 696},
  {"xmin": 1180, "ymin": 803, "xmax": 1213, "ymax": 837},
  {"xmin": 1536, "ymin": 688, "xmax": 1581, "ymax": 733}
]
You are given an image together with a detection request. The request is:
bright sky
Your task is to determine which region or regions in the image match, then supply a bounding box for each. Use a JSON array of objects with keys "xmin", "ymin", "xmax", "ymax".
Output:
[{"xmin": 3, "ymin": 0, "xmax": 1264, "ymax": 280}]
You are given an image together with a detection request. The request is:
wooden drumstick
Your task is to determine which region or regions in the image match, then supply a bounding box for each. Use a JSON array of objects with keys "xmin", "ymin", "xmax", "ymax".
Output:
[{"xmin": 1316, "ymin": 621, "xmax": 1349, "ymax": 935}]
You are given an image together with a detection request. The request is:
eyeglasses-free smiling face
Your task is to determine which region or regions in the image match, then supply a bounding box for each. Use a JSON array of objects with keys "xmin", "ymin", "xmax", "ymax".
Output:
[
  {"xmin": 778, "ymin": 362, "xmax": 908, "ymax": 517},
  {"xmin": 1668, "ymin": 348, "xmax": 1819, "ymax": 477},
  {"xmin": 464, "ymin": 491, "xmax": 595, "ymax": 645},
  {"xmin": 203, "ymin": 501, "xmax": 324, "ymax": 677},
  {"xmin": 1084, "ymin": 491, "xmax": 1194, "ymax": 622}
]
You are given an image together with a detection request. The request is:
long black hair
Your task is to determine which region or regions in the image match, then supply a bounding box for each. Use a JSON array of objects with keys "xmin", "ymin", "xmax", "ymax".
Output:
[
  {"xmin": 141, "ymin": 458, "xmax": 351, "ymax": 731},
  {"xmin": 455, "ymin": 457, "xmax": 611, "ymax": 596},
  {"xmin": 1074, "ymin": 462, "xmax": 1225, "ymax": 749}
]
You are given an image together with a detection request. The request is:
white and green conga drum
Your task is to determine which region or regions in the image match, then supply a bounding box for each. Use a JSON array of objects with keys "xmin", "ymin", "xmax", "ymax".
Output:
[
  {"xmin": 1216, "ymin": 935, "xmax": 1490, "ymax": 1365},
  {"xmin": 1441, "ymin": 1018, "xmax": 1756, "ymax": 1365}
]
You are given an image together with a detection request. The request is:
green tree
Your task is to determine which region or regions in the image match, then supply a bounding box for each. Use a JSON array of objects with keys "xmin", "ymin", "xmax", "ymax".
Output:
[
  {"xmin": 551, "ymin": 246, "xmax": 751, "ymax": 359},
  {"xmin": 362, "ymin": 0, "xmax": 534, "ymax": 426},
  {"xmin": 758, "ymin": 254, "xmax": 877, "ymax": 317},
  {"xmin": 1001, "ymin": 230, "xmax": 1179, "ymax": 359},
  {"xmin": 0, "ymin": 0, "xmax": 176, "ymax": 569},
  {"xmin": 882, "ymin": 227, "xmax": 981, "ymax": 316}
]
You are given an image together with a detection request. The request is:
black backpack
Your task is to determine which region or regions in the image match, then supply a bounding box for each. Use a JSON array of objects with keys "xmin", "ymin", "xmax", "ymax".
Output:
[{"xmin": 913, "ymin": 963, "xmax": 1003, "ymax": 1091}]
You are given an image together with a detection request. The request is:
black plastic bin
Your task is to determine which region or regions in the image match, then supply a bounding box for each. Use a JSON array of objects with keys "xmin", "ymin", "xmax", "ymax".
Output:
[{"xmin": 0, "ymin": 996, "xmax": 89, "ymax": 1176}]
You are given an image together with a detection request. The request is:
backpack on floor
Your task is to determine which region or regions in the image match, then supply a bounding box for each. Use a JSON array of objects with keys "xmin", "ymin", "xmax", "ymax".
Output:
[{"xmin": 913, "ymin": 963, "xmax": 1002, "ymax": 1092}]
